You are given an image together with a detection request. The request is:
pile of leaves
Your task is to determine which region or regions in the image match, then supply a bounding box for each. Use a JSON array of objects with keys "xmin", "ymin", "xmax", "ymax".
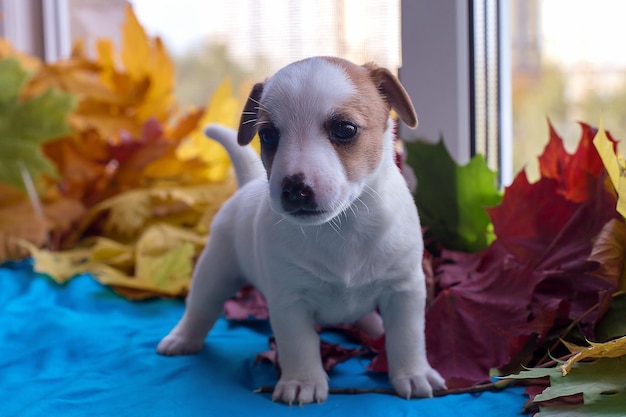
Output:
[
  {"xmin": 0, "ymin": 5, "xmax": 247, "ymax": 298},
  {"xmin": 496, "ymin": 125, "xmax": 626, "ymax": 416}
]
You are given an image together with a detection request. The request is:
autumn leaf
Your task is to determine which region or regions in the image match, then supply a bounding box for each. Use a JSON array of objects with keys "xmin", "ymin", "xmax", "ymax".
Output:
[
  {"xmin": 0, "ymin": 196, "xmax": 48, "ymax": 261},
  {"xmin": 540, "ymin": 122, "xmax": 616, "ymax": 203},
  {"xmin": 593, "ymin": 122, "xmax": 626, "ymax": 217},
  {"xmin": 405, "ymin": 139, "xmax": 501, "ymax": 252},
  {"xmin": 560, "ymin": 336, "xmax": 626, "ymax": 376},
  {"xmin": 0, "ymin": 183, "xmax": 85, "ymax": 263},
  {"xmin": 177, "ymin": 79, "xmax": 245, "ymax": 183},
  {"xmin": 586, "ymin": 219, "xmax": 626, "ymax": 292},
  {"xmin": 426, "ymin": 244, "xmax": 537, "ymax": 388},
  {"xmin": 120, "ymin": 4, "xmax": 175, "ymax": 122},
  {"xmin": 0, "ymin": 58, "xmax": 74, "ymax": 191},
  {"xmin": 255, "ymin": 337, "xmax": 365, "ymax": 373},
  {"xmin": 506, "ymin": 357, "xmax": 626, "ymax": 416},
  {"xmin": 19, "ymin": 240, "xmax": 91, "ymax": 284},
  {"xmin": 224, "ymin": 285, "xmax": 269, "ymax": 320}
]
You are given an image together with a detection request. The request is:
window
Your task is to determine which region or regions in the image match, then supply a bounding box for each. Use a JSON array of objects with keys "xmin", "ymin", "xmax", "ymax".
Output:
[
  {"xmin": 129, "ymin": 0, "xmax": 401, "ymax": 106},
  {"xmin": 510, "ymin": 0, "xmax": 626, "ymax": 180},
  {"xmin": 8, "ymin": 1, "xmax": 623, "ymax": 188}
]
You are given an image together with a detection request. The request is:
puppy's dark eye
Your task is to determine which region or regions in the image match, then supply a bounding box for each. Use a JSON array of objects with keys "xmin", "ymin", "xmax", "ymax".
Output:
[
  {"xmin": 330, "ymin": 121, "xmax": 357, "ymax": 143},
  {"xmin": 259, "ymin": 125, "xmax": 280, "ymax": 149}
]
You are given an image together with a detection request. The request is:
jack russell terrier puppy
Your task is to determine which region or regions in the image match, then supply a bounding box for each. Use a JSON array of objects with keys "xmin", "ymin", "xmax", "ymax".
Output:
[{"xmin": 157, "ymin": 56, "xmax": 446, "ymax": 405}]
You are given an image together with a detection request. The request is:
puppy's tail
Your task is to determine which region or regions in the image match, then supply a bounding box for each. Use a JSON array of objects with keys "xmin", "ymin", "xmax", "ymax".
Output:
[{"xmin": 204, "ymin": 124, "xmax": 265, "ymax": 188}]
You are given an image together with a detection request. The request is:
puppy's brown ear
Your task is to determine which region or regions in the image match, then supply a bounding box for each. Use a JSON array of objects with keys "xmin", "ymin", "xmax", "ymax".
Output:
[
  {"xmin": 366, "ymin": 64, "xmax": 418, "ymax": 129},
  {"xmin": 237, "ymin": 82, "xmax": 265, "ymax": 145}
]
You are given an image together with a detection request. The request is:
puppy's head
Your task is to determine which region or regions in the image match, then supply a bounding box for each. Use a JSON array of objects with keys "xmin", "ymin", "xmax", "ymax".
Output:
[{"xmin": 238, "ymin": 57, "xmax": 417, "ymax": 226}]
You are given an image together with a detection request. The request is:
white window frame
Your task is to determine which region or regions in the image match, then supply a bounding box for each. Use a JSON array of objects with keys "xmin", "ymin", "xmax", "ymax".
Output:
[{"xmin": 400, "ymin": 0, "xmax": 512, "ymax": 185}]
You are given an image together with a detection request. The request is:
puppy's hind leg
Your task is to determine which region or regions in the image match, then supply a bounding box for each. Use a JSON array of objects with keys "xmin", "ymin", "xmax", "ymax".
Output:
[{"xmin": 157, "ymin": 237, "xmax": 242, "ymax": 356}]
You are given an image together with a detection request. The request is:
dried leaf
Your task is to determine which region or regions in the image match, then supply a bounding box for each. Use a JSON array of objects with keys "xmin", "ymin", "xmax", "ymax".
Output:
[
  {"xmin": 255, "ymin": 337, "xmax": 364, "ymax": 373},
  {"xmin": 560, "ymin": 337, "xmax": 626, "ymax": 376},
  {"xmin": 19, "ymin": 240, "xmax": 91, "ymax": 284},
  {"xmin": 120, "ymin": 4, "xmax": 175, "ymax": 122},
  {"xmin": 587, "ymin": 219, "xmax": 626, "ymax": 291},
  {"xmin": 177, "ymin": 79, "xmax": 243, "ymax": 182},
  {"xmin": 224, "ymin": 285, "xmax": 269, "ymax": 320}
]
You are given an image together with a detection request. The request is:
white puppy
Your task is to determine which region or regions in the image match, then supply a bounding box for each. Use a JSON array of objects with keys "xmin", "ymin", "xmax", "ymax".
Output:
[{"xmin": 157, "ymin": 57, "xmax": 446, "ymax": 404}]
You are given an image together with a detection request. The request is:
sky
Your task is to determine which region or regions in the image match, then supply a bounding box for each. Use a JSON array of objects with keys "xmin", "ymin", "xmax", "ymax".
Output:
[
  {"xmin": 541, "ymin": 0, "xmax": 626, "ymax": 68},
  {"xmin": 129, "ymin": 0, "xmax": 626, "ymax": 70}
]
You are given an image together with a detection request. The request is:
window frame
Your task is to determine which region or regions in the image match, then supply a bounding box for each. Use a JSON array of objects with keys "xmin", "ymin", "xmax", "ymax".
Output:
[{"xmin": 399, "ymin": 0, "xmax": 512, "ymax": 185}]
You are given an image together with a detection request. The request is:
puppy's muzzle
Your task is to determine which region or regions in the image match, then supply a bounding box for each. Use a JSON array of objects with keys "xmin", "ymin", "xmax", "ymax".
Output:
[{"xmin": 281, "ymin": 174, "xmax": 321, "ymax": 217}]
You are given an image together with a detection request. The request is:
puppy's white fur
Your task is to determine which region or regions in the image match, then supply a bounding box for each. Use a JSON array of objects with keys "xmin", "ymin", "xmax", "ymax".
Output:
[{"xmin": 157, "ymin": 57, "xmax": 446, "ymax": 404}]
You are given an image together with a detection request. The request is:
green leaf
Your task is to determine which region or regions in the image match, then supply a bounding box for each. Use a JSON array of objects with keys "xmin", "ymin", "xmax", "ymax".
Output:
[
  {"xmin": 0, "ymin": 58, "xmax": 75, "ymax": 191},
  {"xmin": 405, "ymin": 139, "xmax": 502, "ymax": 252},
  {"xmin": 509, "ymin": 357, "xmax": 626, "ymax": 416},
  {"xmin": 537, "ymin": 391, "xmax": 626, "ymax": 417},
  {"xmin": 502, "ymin": 366, "xmax": 562, "ymax": 380},
  {"xmin": 595, "ymin": 293, "xmax": 626, "ymax": 342},
  {"xmin": 534, "ymin": 358, "xmax": 626, "ymax": 403}
]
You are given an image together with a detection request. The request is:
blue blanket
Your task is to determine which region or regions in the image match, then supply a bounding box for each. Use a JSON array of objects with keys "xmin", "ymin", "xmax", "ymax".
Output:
[{"xmin": 0, "ymin": 260, "xmax": 527, "ymax": 416}]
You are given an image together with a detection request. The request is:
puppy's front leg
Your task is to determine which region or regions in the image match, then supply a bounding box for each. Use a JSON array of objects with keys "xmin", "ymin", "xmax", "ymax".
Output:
[
  {"xmin": 269, "ymin": 306, "xmax": 328, "ymax": 405},
  {"xmin": 379, "ymin": 287, "xmax": 447, "ymax": 399}
]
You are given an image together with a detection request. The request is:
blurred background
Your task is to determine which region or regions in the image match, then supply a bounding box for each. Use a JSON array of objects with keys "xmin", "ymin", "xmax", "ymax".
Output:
[{"xmin": 4, "ymin": 0, "xmax": 626, "ymax": 183}]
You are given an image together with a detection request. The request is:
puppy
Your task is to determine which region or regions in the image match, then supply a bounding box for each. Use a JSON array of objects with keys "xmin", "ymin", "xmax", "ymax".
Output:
[{"xmin": 157, "ymin": 57, "xmax": 446, "ymax": 404}]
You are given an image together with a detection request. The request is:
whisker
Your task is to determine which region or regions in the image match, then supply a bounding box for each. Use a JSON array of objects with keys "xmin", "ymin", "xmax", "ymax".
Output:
[
  {"xmin": 363, "ymin": 185, "xmax": 383, "ymax": 203},
  {"xmin": 273, "ymin": 216, "xmax": 287, "ymax": 227},
  {"xmin": 242, "ymin": 118, "xmax": 257, "ymax": 125},
  {"xmin": 248, "ymin": 97, "xmax": 269, "ymax": 112},
  {"xmin": 329, "ymin": 218, "xmax": 345, "ymax": 240},
  {"xmin": 355, "ymin": 196, "xmax": 370, "ymax": 214}
]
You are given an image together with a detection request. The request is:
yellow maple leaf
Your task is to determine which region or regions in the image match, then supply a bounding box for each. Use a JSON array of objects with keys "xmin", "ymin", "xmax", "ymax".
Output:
[
  {"xmin": 135, "ymin": 224, "xmax": 201, "ymax": 295},
  {"xmin": 560, "ymin": 336, "xmax": 626, "ymax": 376},
  {"xmin": 593, "ymin": 122, "xmax": 626, "ymax": 218},
  {"xmin": 89, "ymin": 237, "xmax": 134, "ymax": 273},
  {"xmin": 120, "ymin": 4, "xmax": 175, "ymax": 123},
  {"xmin": 19, "ymin": 240, "xmax": 91, "ymax": 284},
  {"xmin": 101, "ymin": 189, "xmax": 153, "ymax": 238},
  {"xmin": 177, "ymin": 79, "xmax": 244, "ymax": 182}
]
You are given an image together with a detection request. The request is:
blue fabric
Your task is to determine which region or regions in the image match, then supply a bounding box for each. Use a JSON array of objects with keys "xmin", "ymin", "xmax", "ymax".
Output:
[{"xmin": 0, "ymin": 260, "xmax": 528, "ymax": 416}]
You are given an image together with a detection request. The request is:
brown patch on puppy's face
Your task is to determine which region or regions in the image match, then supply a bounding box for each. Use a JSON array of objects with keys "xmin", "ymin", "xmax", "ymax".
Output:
[
  {"xmin": 322, "ymin": 59, "xmax": 389, "ymax": 182},
  {"xmin": 320, "ymin": 58, "xmax": 417, "ymax": 182}
]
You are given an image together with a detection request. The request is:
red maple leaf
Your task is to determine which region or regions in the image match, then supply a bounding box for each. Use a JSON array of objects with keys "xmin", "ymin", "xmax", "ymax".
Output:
[
  {"xmin": 224, "ymin": 285, "xmax": 269, "ymax": 321},
  {"xmin": 539, "ymin": 122, "xmax": 617, "ymax": 202},
  {"xmin": 255, "ymin": 337, "xmax": 364, "ymax": 372}
]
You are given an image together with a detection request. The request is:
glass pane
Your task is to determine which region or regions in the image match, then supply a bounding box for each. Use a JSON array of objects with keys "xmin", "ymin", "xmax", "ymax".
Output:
[
  {"xmin": 128, "ymin": 0, "xmax": 401, "ymax": 107},
  {"xmin": 511, "ymin": 0, "xmax": 626, "ymax": 179}
]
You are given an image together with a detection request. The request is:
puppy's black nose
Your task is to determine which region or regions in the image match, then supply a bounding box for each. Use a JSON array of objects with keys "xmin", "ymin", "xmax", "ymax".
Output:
[{"xmin": 281, "ymin": 174, "xmax": 317, "ymax": 212}]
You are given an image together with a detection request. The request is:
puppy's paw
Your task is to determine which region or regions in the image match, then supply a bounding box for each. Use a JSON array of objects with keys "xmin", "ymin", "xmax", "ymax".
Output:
[
  {"xmin": 391, "ymin": 367, "xmax": 447, "ymax": 399},
  {"xmin": 156, "ymin": 334, "xmax": 204, "ymax": 356},
  {"xmin": 272, "ymin": 375, "xmax": 329, "ymax": 405}
]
